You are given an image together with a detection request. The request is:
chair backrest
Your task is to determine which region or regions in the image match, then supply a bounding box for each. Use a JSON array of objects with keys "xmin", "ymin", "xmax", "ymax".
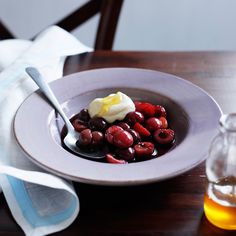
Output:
[{"xmin": 0, "ymin": 0, "xmax": 123, "ymax": 50}]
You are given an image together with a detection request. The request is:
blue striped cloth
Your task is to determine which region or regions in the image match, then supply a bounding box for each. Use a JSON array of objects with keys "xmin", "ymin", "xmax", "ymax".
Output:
[{"xmin": 0, "ymin": 26, "xmax": 92, "ymax": 236}]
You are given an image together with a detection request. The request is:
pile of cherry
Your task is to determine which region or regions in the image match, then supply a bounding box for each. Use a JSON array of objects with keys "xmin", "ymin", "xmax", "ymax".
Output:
[{"xmin": 71, "ymin": 101, "xmax": 175, "ymax": 164}]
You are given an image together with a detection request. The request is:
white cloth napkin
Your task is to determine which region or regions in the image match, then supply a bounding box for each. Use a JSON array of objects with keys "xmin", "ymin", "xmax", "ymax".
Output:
[{"xmin": 0, "ymin": 26, "xmax": 92, "ymax": 236}]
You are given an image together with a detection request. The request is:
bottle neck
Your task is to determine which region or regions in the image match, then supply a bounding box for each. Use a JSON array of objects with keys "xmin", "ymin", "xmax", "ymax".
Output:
[{"xmin": 220, "ymin": 114, "xmax": 236, "ymax": 133}]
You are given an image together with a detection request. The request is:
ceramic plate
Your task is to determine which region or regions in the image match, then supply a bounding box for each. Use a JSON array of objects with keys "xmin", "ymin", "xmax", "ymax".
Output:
[{"xmin": 14, "ymin": 68, "xmax": 222, "ymax": 186}]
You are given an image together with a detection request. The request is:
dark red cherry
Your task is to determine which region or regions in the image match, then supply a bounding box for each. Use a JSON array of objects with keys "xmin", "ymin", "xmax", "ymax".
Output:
[
  {"xmin": 155, "ymin": 105, "xmax": 167, "ymax": 118},
  {"xmin": 88, "ymin": 117, "xmax": 108, "ymax": 131},
  {"xmin": 134, "ymin": 142, "xmax": 154, "ymax": 157},
  {"xmin": 106, "ymin": 153, "xmax": 127, "ymax": 164},
  {"xmin": 78, "ymin": 129, "xmax": 92, "ymax": 146},
  {"xmin": 126, "ymin": 128, "xmax": 141, "ymax": 144},
  {"xmin": 113, "ymin": 130, "xmax": 134, "ymax": 148},
  {"xmin": 154, "ymin": 129, "xmax": 175, "ymax": 145},
  {"xmin": 117, "ymin": 122, "xmax": 130, "ymax": 130},
  {"xmin": 125, "ymin": 111, "xmax": 144, "ymax": 125},
  {"xmin": 77, "ymin": 109, "xmax": 90, "ymax": 122},
  {"xmin": 105, "ymin": 125, "xmax": 123, "ymax": 144},
  {"xmin": 91, "ymin": 131, "xmax": 104, "ymax": 146},
  {"xmin": 145, "ymin": 117, "xmax": 162, "ymax": 131},
  {"xmin": 72, "ymin": 119, "xmax": 87, "ymax": 132},
  {"xmin": 115, "ymin": 147, "xmax": 135, "ymax": 162}
]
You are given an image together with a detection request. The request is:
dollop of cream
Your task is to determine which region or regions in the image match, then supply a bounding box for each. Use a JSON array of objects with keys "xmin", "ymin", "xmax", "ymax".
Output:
[{"xmin": 88, "ymin": 92, "xmax": 135, "ymax": 123}]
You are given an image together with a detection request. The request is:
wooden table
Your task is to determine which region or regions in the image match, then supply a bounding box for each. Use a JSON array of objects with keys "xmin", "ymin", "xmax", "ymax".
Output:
[{"xmin": 1, "ymin": 51, "xmax": 236, "ymax": 235}]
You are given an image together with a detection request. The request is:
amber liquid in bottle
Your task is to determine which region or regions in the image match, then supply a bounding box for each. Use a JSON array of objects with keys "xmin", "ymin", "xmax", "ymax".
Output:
[{"xmin": 204, "ymin": 176, "xmax": 236, "ymax": 230}]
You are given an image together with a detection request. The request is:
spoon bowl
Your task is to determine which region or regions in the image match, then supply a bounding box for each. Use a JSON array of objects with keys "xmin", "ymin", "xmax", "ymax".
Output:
[
  {"xmin": 63, "ymin": 131, "xmax": 108, "ymax": 160},
  {"xmin": 25, "ymin": 67, "xmax": 106, "ymax": 160}
]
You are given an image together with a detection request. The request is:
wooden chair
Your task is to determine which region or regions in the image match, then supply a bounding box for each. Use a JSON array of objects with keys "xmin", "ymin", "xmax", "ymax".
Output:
[{"xmin": 0, "ymin": 0, "xmax": 123, "ymax": 50}]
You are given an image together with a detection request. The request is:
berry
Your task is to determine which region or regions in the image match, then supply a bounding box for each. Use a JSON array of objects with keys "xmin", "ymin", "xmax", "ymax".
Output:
[
  {"xmin": 72, "ymin": 119, "xmax": 87, "ymax": 132},
  {"xmin": 113, "ymin": 130, "xmax": 134, "ymax": 148},
  {"xmin": 133, "ymin": 122, "xmax": 151, "ymax": 137},
  {"xmin": 159, "ymin": 117, "xmax": 168, "ymax": 129},
  {"xmin": 135, "ymin": 102, "xmax": 156, "ymax": 117},
  {"xmin": 134, "ymin": 142, "xmax": 154, "ymax": 157},
  {"xmin": 77, "ymin": 109, "xmax": 90, "ymax": 122},
  {"xmin": 154, "ymin": 129, "xmax": 175, "ymax": 145},
  {"xmin": 78, "ymin": 129, "xmax": 92, "ymax": 146},
  {"xmin": 106, "ymin": 154, "xmax": 127, "ymax": 164},
  {"xmin": 145, "ymin": 117, "xmax": 162, "ymax": 131},
  {"xmin": 125, "ymin": 111, "xmax": 144, "ymax": 125},
  {"xmin": 115, "ymin": 147, "xmax": 135, "ymax": 162},
  {"xmin": 134, "ymin": 101, "xmax": 144, "ymax": 111},
  {"xmin": 134, "ymin": 101, "xmax": 142, "ymax": 107},
  {"xmin": 91, "ymin": 131, "xmax": 104, "ymax": 146},
  {"xmin": 126, "ymin": 128, "xmax": 141, "ymax": 144},
  {"xmin": 88, "ymin": 117, "xmax": 108, "ymax": 131},
  {"xmin": 155, "ymin": 105, "xmax": 167, "ymax": 118},
  {"xmin": 105, "ymin": 125, "xmax": 123, "ymax": 144},
  {"xmin": 117, "ymin": 122, "xmax": 130, "ymax": 130}
]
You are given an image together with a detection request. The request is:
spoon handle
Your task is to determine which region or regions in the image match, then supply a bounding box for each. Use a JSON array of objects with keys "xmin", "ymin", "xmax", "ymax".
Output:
[{"xmin": 25, "ymin": 67, "xmax": 75, "ymax": 133}]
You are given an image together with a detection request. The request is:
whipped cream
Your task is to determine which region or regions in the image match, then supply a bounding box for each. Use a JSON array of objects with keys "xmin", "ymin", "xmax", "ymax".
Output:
[{"xmin": 88, "ymin": 92, "xmax": 135, "ymax": 123}]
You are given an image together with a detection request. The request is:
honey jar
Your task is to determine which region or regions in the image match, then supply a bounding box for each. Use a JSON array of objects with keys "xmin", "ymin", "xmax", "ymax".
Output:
[{"xmin": 204, "ymin": 114, "xmax": 236, "ymax": 229}]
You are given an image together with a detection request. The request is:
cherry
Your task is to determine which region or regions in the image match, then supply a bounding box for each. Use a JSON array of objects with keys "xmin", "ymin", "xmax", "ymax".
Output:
[
  {"xmin": 88, "ymin": 117, "xmax": 108, "ymax": 131},
  {"xmin": 126, "ymin": 128, "xmax": 141, "ymax": 144},
  {"xmin": 78, "ymin": 129, "xmax": 92, "ymax": 146},
  {"xmin": 154, "ymin": 129, "xmax": 175, "ymax": 145},
  {"xmin": 77, "ymin": 109, "xmax": 90, "ymax": 122},
  {"xmin": 72, "ymin": 119, "xmax": 88, "ymax": 132},
  {"xmin": 133, "ymin": 122, "xmax": 151, "ymax": 137},
  {"xmin": 117, "ymin": 122, "xmax": 130, "ymax": 130},
  {"xmin": 145, "ymin": 117, "xmax": 162, "ymax": 131},
  {"xmin": 159, "ymin": 117, "xmax": 168, "ymax": 129},
  {"xmin": 113, "ymin": 130, "xmax": 134, "ymax": 148},
  {"xmin": 125, "ymin": 111, "xmax": 144, "ymax": 125},
  {"xmin": 115, "ymin": 147, "xmax": 135, "ymax": 162},
  {"xmin": 134, "ymin": 142, "xmax": 154, "ymax": 157},
  {"xmin": 134, "ymin": 101, "xmax": 142, "ymax": 107},
  {"xmin": 91, "ymin": 131, "xmax": 104, "ymax": 146},
  {"xmin": 155, "ymin": 105, "xmax": 167, "ymax": 118},
  {"xmin": 106, "ymin": 154, "xmax": 127, "ymax": 164},
  {"xmin": 135, "ymin": 102, "xmax": 156, "ymax": 117},
  {"xmin": 105, "ymin": 125, "xmax": 123, "ymax": 144},
  {"xmin": 134, "ymin": 101, "xmax": 144, "ymax": 111}
]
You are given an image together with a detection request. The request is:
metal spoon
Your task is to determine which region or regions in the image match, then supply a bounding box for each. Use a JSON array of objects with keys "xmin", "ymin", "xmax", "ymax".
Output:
[{"xmin": 25, "ymin": 67, "xmax": 107, "ymax": 160}]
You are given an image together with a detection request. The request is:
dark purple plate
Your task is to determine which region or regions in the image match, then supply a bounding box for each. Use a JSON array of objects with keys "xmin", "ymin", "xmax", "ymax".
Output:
[{"xmin": 14, "ymin": 68, "xmax": 222, "ymax": 185}]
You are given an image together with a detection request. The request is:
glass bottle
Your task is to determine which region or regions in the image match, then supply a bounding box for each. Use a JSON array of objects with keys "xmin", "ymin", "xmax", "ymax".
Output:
[{"xmin": 204, "ymin": 113, "xmax": 236, "ymax": 230}]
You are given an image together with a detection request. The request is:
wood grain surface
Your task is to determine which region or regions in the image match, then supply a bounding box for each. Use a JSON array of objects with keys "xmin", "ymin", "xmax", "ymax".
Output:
[{"xmin": 1, "ymin": 51, "xmax": 236, "ymax": 236}]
